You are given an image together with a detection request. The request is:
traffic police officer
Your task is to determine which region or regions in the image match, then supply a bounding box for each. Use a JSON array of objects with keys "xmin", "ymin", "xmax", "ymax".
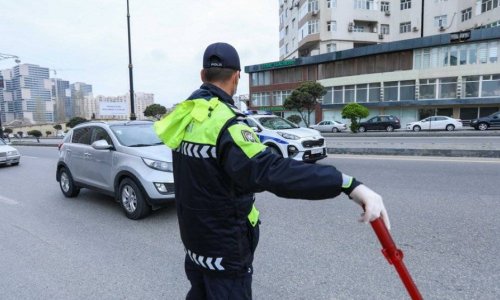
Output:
[{"xmin": 155, "ymin": 42, "xmax": 390, "ymax": 300}]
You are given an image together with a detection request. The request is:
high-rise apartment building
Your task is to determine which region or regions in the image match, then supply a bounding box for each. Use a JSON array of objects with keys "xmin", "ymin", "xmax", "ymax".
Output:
[
  {"xmin": 70, "ymin": 82, "xmax": 93, "ymax": 119},
  {"xmin": 51, "ymin": 78, "xmax": 71, "ymax": 123},
  {"xmin": 280, "ymin": 0, "xmax": 500, "ymax": 60},
  {"xmin": 0, "ymin": 64, "xmax": 53, "ymax": 124}
]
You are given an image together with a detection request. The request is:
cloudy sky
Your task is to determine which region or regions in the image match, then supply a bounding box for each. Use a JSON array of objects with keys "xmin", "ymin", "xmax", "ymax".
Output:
[{"xmin": 0, "ymin": 1, "xmax": 279, "ymax": 108}]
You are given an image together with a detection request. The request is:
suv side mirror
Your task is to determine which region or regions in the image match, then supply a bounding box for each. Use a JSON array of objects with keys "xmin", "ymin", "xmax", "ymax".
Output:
[
  {"xmin": 251, "ymin": 126, "xmax": 261, "ymax": 133},
  {"xmin": 92, "ymin": 139, "xmax": 113, "ymax": 150}
]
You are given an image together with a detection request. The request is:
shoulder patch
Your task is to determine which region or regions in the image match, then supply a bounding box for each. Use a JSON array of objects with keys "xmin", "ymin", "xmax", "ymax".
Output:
[
  {"xmin": 228, "ymin": 124, "xmax": 266, "ymax": 159},
  {"xmin": 241, "ymin": 130, "xmax": 258, "ymax": 143}
]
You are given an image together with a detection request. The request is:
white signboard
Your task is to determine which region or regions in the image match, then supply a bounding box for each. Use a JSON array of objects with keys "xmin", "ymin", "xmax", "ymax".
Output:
[{"xmin": 99, "ymin": 102, "xmax": 128, "ymax": 116}]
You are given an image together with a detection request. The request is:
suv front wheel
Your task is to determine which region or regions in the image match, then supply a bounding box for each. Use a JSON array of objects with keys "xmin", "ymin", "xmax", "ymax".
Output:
[{"xmin": 118, "ymin": 178, "xmax": 151, "ymax": 220}]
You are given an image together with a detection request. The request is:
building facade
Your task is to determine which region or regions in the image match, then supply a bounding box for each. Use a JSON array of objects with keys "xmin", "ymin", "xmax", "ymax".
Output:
[
  {"xmin": 280, "ymin": 0, "xmax": 500, "ymax": 60},
  {"xmin": 0, "ymin": 64, "xmax": 54, "ymax": 124},
  {"xmin": 246, "ymin": 27, "xmax": 500, "ymax": 126},
  {"xmin": 51, "ymin": 78, "xmax": 71, "ymax": 123},
  {"xmin": 70, "ymin": 82, "xmax": 93, "ymax": 119}
]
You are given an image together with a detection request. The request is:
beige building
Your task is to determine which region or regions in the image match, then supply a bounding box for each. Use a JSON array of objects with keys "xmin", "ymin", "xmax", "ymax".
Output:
[{"xmin": 280, "ymin": 0, "xmax": 500, "ymax": 60}]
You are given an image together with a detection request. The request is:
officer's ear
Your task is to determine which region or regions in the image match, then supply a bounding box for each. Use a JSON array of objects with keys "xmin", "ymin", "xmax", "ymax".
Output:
[{"xmin": 200, "ymin": 69, "xmax": 207, "ymax": 82}]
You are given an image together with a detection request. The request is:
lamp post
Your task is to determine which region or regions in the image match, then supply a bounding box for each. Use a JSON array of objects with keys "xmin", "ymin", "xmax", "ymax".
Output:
[
  {"xmin": 0, "ymin": 53, "xmax": 21, "ymax": 139},
  {"xmin": 126, "ymin": 0, "xmax": 136, "ymax": 120}
]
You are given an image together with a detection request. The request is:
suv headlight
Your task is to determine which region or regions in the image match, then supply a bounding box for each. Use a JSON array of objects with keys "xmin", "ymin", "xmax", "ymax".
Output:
[
  {"xmin": 277, "ymin": 131, "xmax": 300, "ymax": 140},
  {"xmin": 142, "ymin": 158, "xmax": 173, "ymax": 172}
]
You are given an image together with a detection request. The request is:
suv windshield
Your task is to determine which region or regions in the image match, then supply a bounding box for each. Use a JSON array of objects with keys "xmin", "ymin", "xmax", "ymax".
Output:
[
  {"xmin": 257, "ymin": 117, "xmax": 298, "ymax": 130},
  {"xmin": 110, "ymin": 124, "xmax": 163, "ymax": 147}
]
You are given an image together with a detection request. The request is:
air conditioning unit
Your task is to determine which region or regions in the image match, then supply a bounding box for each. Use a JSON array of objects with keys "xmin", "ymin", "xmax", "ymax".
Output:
[
  {"xmin": 412, "ymin": 26, "xmax": 419, "ymax": 32},
  {"xmin": 439, "ymin": 26, "xmax": 445, "ymax": 31},
  {"xmin": 372, "ymin": 27, "xmax": 378, "ymax": 33},
  {"xmin": 385, "ymin": 10, "xmax": 391, "ymax": 16},
  {"xmin": 312, "ymin": 9, "xmax": 318, "ymax": 15},
  {"xmin": 348, "ymin": 22, "xmax": 354, "ymax": 32},
  {"xmin": 378, "ymin": 34, "xmax": 384, "ymax": 39}
]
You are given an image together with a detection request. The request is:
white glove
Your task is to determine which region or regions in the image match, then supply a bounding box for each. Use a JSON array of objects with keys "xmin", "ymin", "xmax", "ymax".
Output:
[{"xmin": 349, "ymin": 184, "xmax": 391, "ymax": 230}]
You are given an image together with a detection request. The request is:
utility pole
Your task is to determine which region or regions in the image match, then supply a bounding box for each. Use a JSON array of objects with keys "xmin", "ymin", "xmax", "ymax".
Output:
[
  {"xmin": 126, "ymin": 0, "xmax": 136, "ymax": 120},
  {"xmin": 0, "ymin": 53, "xmax": 21, "ymax": 139}
]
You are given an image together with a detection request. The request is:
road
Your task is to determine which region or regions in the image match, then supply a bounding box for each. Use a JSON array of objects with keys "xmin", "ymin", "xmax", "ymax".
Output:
[{"xmin": 0, "ymin": 147, "xmax": 499, "ymax": 299}]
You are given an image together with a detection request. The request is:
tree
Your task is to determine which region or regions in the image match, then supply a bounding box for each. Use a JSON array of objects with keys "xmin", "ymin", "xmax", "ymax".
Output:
[
  {"xmin": 3, "ymin": 128, "xmax": 12, "ymax": 142},
  {"xmin": 66, "ymin": 117, "xmax": 88, "ymax": 128},
  {"xmin": 46, "ymin": 130, "xmax": 52, "ymax": 137},
  {"xmin": 283, "ymin": 81, "xmax": 326, "ymax": 127},
  {"xmin": 144, "ymin": 104, "xmax": 167, "ymax": 120},
  {"xmin": 28, "ymin": 130, "xmax": 42, "ymax": 143},
  {"xmin": 341, "ymin": 103, "xmax": 369, "ymax": 133},
  {"xmin": 53, "ymin": 124, "xmax": 62, "ymax": 131},
  {"xmin": 286, "ymin": 115, "xmax": 302, "ymax": 125}
]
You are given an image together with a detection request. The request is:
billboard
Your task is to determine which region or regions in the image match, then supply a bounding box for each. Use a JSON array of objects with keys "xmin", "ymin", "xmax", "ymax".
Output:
[{"xmin": 99, "ymin": 101, "xmax": 128, "ymax": 116}]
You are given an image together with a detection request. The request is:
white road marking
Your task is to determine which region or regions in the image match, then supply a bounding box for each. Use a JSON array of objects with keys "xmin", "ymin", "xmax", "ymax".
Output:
[
  {"xmin": 20, "ymin": 155, "xmax": 38, "ymax": 159},
  {"xmin": 0, "ymin": 195, "xmax": 19, "ymax": 205},
  {"xmin": 328, "ymin": 154, "xmax": 500, "ymax": 164}
]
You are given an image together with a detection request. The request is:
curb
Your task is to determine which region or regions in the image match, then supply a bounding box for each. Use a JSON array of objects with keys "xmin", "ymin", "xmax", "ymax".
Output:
[
  {"xmin": 11, "ymin": 142, "xmax": 500, "ymax": 158},
  {"xmin": 327, "ymin": 148, "xmax": 500, "ymax": 158}
]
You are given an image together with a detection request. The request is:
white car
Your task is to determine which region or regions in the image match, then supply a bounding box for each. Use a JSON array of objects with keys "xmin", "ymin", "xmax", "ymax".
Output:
[
  {"xmin": 406, "ymin": 116, "xmax": 463, "ymax": 131},
  {"xmin": 245, "ymin": 113, "xmax": 326, "ymax": 162},
  {"xmin": 0, "ymin": 138, "xmax": 21, "ymax": 166},
  {"xmin": 310, "ymin": 120, "xmax": 347, "ymax": 133}
]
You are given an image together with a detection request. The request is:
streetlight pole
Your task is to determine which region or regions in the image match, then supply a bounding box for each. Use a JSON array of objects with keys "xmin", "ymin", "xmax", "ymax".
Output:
[
  {"xmin": 126, "ymin": 0, "xmax": 136, "ymax": 120},
  {"xmin": 0, "ymin": 53, "xmax": 21, "ymax": 139}
]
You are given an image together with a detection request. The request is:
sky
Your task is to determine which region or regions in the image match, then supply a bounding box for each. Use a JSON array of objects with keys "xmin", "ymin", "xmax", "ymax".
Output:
[{"xmin": 0, "ymin": 0, "xmax": 279, "ymax": 108}]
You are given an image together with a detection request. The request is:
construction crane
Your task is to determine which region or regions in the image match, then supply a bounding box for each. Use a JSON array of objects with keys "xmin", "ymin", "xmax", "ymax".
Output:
[{"xmin": 0, "ymin": 53, "xmax": 21, "ymax": 64}]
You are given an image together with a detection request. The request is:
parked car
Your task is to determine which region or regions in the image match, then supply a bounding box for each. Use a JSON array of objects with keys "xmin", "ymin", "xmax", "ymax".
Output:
[
  {"xmin": 469, "ymin": 111, "xmax": 500, "ymax": 130},
  {"xmin": 406, "ymin": 116, "xmax": 463, "ymax": 131},
  {"xmin": 0, "ymin": 138, "xmax": 21, "ymax": 166},
  {"xmin": 358, "ymin": 115, "xmax": 401, "ymax": 132},
  {"xmin": 310, "ymin": 120, "xmax": 347, "ymax": 133},
  {"xmin": 56, "ymin": 120, "xmax": 174, "ymax": 219},
  {"xmin": 245, "ymin": 112, "xmax": 327, "ymax": 162}
]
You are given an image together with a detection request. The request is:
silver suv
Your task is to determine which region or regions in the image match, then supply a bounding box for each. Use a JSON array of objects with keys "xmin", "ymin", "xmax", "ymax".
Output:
[{"xmin": 56, "ymin": 120, "xmax": 174, "ymax": 219}]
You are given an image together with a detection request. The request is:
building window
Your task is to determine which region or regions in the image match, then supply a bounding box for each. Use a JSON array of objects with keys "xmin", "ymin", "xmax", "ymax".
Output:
[
  {"xmin": 327, "ymin": 21, "xmax": 337, "ymax": 32},
  {"xmin": 381, "ymin": 1, "xmax": 390, "ymax": 12},
  {"xmin": 463, "ymin": 76, "xmax": 480, "ymax": 98},
  {"xmin": 326, "ymin": 43, "xmax": 337, "ymax": 53},
  {"xmin": 384, "ymin": 81, "xmax": 399, "ymax": 101},
  {"xmin": 333, "ymin": 86, "xmax": 343, "ymax": 103},
  {"xmin": 354, "ymin": 0, "xmax": 374, "ymax": 10},
  {"xmin": 439, "ymin": 77, "xmax": 457, "ymax": 99},
  {"xmin": 308, "ymin": 0, "xmax": 319, "ymax": 12},
  {"xmin": 419, "ymin": 79, "xmax": 436, "ymax": 99},
  {"xmin": 353, "ymin": 25, "xmax": 365, "ymax": 32},
  {"xmin": 481, "ymin": 0, "xmax": 499, "ymax": 13},
  {"xmin": 273, "ymin": 90, "xmax": 291, "ymax": 106},
  {"xmin": 381, "ymin": 24, "xmax": 390, "ymax": 34},
  {"xmin": 345, "ymin": 85, "xmax": 355, "ymax": 103},
  {"xmin": 482, "ymin": 74, "xmax": 500, "ymax": 97},
  {"xmin": 434, "ymin": 15, "xmax": 448, "ymax": 27},
  {"xmin": 368, "ymin": 83, "xmax": 381, "ymax": 102},
  {"xmin": 400, "ymin": 0, "xmax": 411, "ymax": 10},
  {"xmin": 308, "ymin": 20, "xmax": 319, "ymax": 34},
  {"xmin": 400, "ymin": 80, "xmax": 416, "ymax": 100},
  {"xmin": 400, "ymin": 22, "xmax": 411, "ymax": 33},
  {"xmin": 250, "ymin": 71, "xmax": 271, "ymax": 86},
  {"xmin": 327, "ymin": 0, "xmax": 337, "ymax": 8},
  {"xmin": 461, "ymin": 8, "xmax": 472, "ymax": 22},
  {"xmin": 356, "ymin": 84, "xmax": 368, "ymax": 102}
]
